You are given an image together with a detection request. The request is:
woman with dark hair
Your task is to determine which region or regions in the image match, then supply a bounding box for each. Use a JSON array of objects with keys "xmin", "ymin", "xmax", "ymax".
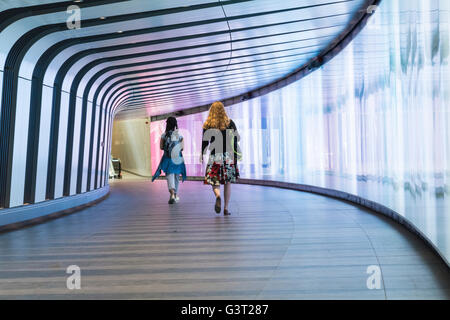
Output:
[
  {"xmin": 201, "ymin": 101, "xmax": 241, "ymax": 215},
  {"xmin": 152, "ymin": 116, "xmax": 186, "ymax": 204}
]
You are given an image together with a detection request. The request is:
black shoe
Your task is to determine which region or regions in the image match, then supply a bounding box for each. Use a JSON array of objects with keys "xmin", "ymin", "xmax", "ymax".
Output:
[
  {"xmin": 168, "ymin": 196, "xmax": 175, "ymax": 204},
  {"xmin": 215, "ymin": 196, "xmax": 221, "ymax": 213},
  {"xmin": 224, "ymin": 209, "xmax": 231, "ymax": 216}
]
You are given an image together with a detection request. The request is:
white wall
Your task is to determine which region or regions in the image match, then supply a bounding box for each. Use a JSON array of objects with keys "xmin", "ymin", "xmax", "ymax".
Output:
[{"xmin": 111, "ymin": 118, "xmax": 152, "ymax": 177}]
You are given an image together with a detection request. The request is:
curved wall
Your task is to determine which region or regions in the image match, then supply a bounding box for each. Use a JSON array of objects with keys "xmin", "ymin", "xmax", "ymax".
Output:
[
  {"xmin": 0, "ymin": 1, "xmax": 137, "ymax": 223},
  {"xmin": 151, "ymin": 0, "xmax": 450, "ymax": 264},
  {"xmin": 0, "ymin": 0, "xmax": 375, "ymax": 228}
]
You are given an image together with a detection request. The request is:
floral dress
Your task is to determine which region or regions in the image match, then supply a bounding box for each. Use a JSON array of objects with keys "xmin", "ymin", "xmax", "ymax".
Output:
[{"xmin": 202, "ymin": 120, "xmax": 240, "ymax": 186}]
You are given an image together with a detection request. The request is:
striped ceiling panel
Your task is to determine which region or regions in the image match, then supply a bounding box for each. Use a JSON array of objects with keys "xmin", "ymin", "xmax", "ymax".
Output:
[{"xmin": 1, "ymin": 0, "xmax": 373, "ymax": 120}]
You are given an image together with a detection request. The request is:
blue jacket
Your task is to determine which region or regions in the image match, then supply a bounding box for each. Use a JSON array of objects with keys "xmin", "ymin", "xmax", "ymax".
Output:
[
  {"xmin": 152, "ymin": 154, "xmax": 187, "ymax": 182},
  {"xmin": 152, "ymin": 130, "xmax": 187, "ymax": 182}
]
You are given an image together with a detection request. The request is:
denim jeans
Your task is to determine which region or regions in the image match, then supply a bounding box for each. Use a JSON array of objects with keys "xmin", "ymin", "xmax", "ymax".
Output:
[{"xmin": 166, "ymin": 174, "xmax": 179, "ymax": 194}]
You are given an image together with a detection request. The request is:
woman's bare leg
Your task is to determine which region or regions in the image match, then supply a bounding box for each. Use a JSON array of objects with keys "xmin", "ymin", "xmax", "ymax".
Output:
[
  {"xmin": 224, "ymin": 183, "xmax": 231, "ymax": 210},
  {"xmin": 167, "ymin": 174, "xmax": 175, "ymax": 197},
  {"xmin": 212, "ymin": 185, "xmax": 220, "ymax": 198},
  {"xmin": 212, "ymin": 185, "xmax": 221, "ymax": 213}
]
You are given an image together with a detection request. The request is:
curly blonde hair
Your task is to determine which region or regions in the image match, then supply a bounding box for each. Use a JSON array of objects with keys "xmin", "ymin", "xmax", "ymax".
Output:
[{"xmin": 203, "ymin": 101, "xmax": 230, "ymax": 130}]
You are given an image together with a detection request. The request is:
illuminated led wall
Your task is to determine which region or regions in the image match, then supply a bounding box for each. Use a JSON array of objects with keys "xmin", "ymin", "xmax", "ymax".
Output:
[{"xmin": 151, "ymin": 0, "xmax": 450, "ymax": 264}]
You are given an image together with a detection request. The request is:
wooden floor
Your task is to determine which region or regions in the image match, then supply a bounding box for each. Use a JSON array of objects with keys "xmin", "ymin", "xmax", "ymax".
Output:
[{"xmin": 0, "ymin": 176, "xmax": 448, "ymax": 299}]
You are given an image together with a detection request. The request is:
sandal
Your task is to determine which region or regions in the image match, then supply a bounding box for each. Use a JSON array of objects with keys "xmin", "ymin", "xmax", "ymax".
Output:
[
  {"xmin": 224, "ymin": 209, "xmax": 231, "ymax": 216},
  {"xmin": 215, "ymin": 196, "xmax": 221, "ymax": 214}
]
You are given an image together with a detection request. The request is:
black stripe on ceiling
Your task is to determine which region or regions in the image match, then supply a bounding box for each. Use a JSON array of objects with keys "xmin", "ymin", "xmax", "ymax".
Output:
[
  {"xmin": 122, "ymin": 87, "xmax": 260, "ymax": 113},
  {"xmin": 98, "ymin": 23, "xmax": 349, "ymax": 118},
  {"xmin": 120, "ymin": 86, "xmax": 280, "ymax": 112},
  {"xmin": 109, "ymin": 63, "xmax": 304, "ymax": 110},
  {"xmin": 0, "ymin": 0, "xmax": 129, "ymax": 33},
  {"xmin": 92, "ymin": 9, "xmax": 352, "ymax": 106},
  {"xmin": 92, "ymin": 40, "xmax": 323, "ymax": 81},
  {"xmin": 149, "ymin": 0, "xmax": 381, "ymax": 122},
  {"xmin": 110, "ymin": 52, "xmax": 324, "ymax": 96},
  {"xmin": 110, "ymin": 62, "xmax": 304, "ymax": 110},
  {"xmin": 118, "ymin": 74, "xmax": 290, "ymax": 109},
  {"xmin": 84, "ymin": 31, "xmax": 332, "ymax": 100},
  {"xmin": 72, "ymin": 6, "xmax": 355, "ymax": 108},
  {"xmin": 118, "ymin": 90, "xmax": 254, "ymax": 115},
  {"xmin": 111, "ymin": 68, "xmax": 291, "ymax": 103},
  {"xmin": 111, "ymin": 64, "xmax": 301, "ymax": 102},
  {"xmin": 118, "ymin": 70, "xmax": 294, "ymax": 105},
  {"xmin": 217, "ymin": 0, "xmax": 233, "ymax": 89},
  {"xmin": 114, "ymin": 39, "xmax": 390, "ymax": 107},
  {"xmin": 46, "ymin": 22, "xmax": 339, "ymax": 97},
  {"xmin": 102, "ymin": 48, "xmax": 320, "ymax": 111},
  {"xmin": 82, "ymin": 42, "xmax": 321, "ymax": 107},
  {"xmin": 119, "ymin": 78, "xmax": 278, "ymax": 106},
  {"xmin": 108, "ymin": 55, "xmax": 317, "ymax": 110},
  {"xmin": 61, "ymin": 22, "xmax": 341, "ymax": 146},
  {"xmin": 117, "ymin": 83, "xmax": 295, "ymax": 111},
  {"xmin": 102, "ymin": 43, "xmax": 320, "ymax": 93},
  {"xmin": 79, "ymin": 33, "xmax": 330, "ymax": 88}
]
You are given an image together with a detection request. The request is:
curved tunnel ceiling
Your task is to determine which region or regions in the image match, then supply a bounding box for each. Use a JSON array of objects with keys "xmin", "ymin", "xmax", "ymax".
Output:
[{"xmin": 0, "ymin": 0, "xmax": 374, "ymax": 123}]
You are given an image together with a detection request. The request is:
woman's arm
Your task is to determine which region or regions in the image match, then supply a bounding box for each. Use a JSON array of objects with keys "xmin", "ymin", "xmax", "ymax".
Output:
[
  {"xmin": 160, "ymin": 137, "xmax": 164, "ymax": 150},
  {"xmin": 230, "ymin": 120, "xmax": 241, "ymax": 162},
  {"xmin": 200, "ymin": 128, "xmax": 209, "ymax": 162},
  {"xmin": 201, "ymin": 128, "xmax": 209, "ymax": 155}
]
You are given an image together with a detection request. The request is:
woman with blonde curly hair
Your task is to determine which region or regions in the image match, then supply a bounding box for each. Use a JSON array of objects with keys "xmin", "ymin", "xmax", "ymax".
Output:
[{"xmin": 201, "ymin": 101, "xmax": 241, "ymax": 215}]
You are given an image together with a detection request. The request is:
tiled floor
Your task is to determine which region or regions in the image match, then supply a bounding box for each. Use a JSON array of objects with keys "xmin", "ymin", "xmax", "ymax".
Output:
[
  {"xmin": 0, "ymin": 177, "xmax": 448, "ymax": 299},
  {"xmin": 241, "ymin": 172, "xmax": 450, "ymax": 267}
]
